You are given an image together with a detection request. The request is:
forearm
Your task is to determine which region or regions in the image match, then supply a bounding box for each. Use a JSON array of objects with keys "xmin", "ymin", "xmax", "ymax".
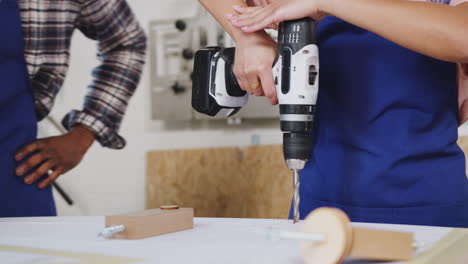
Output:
[
  {"xmin": 199, "ymin": 0, "xmax": 264, "ymax": 41},
  {"xmin": 323, "ymin": 0, "xmax": 468, "ymax": 62},
  {"xmin": 72, "ymin": 0, "xmax": 147, "ymax": 149},
  {"xmin": 75, "ymin": 48, "xmax": 145, "ymax": 149}
]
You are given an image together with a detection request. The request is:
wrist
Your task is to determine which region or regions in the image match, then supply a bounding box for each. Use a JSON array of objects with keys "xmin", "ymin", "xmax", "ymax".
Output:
[
  {"xmin": 70, "ymin": 125, "xmax": 96, "ymax": 150},
  {"xmin": 318, "ymin": 0, "xmax": 336, "ymax": 16}
]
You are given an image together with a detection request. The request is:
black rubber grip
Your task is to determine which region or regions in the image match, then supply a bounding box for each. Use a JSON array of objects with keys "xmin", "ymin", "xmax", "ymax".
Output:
[
  {"xmin": 281, "ymin": 47, "xmax": 292, "ymax": 94},
  {"xmin": 283, "ymin": 133, "xmax": 313, "ymax": 160},
  {"xmin": 280, "ymin": 121, "xmax": 314, "ymax": 133}
]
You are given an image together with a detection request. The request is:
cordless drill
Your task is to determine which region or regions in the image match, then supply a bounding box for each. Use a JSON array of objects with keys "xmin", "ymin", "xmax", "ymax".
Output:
[{"xmin": 192, "ymin": 18, "xmax": 319, "ymax": 223}]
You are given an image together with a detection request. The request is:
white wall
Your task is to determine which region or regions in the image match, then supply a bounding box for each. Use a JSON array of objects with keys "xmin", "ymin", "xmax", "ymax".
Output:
[{"xmin": 40, "ymin": 0, "xmax": 281, "ymax": 216}]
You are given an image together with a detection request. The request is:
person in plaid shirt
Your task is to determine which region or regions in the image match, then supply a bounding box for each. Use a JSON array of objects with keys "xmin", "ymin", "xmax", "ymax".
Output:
[{"xmin": 13, "ymin": 0, "xmax": 146, "ymax": 190}]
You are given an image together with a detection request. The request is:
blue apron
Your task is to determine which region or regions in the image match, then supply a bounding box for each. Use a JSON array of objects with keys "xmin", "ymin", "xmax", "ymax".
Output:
[
  {"xmin": 0, "ymin": 0, "xmax": 56, "ymax": 217},
  {"xmin": 295, "ymin": 16, "xmax": 468, "ymax": 227}
]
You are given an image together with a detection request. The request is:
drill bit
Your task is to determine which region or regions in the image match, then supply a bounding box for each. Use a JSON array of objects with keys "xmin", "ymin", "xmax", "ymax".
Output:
[{"xmin": 293, "ymin": 169, "xmax": 300, "ymax": 224}]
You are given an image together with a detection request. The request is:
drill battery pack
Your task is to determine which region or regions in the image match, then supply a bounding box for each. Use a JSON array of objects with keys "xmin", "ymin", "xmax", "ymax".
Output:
[{"xmin": 191, "ymin": 47, "xmax": 247, "ymax": 117}]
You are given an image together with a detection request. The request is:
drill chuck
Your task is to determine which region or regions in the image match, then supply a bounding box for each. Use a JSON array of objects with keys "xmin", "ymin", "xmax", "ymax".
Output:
[{"xmin": 283, "ymin": 133, "xmax": 313, "ymax": 171}]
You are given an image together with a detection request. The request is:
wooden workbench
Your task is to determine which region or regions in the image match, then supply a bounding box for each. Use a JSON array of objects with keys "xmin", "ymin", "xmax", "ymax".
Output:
[{"xmin": 0, "ymin": 216, "xmax": 459, "ymax": 264}]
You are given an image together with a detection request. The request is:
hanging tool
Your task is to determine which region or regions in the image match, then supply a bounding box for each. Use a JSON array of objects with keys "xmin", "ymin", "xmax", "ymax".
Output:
[{"xmin": 192, "ymin": 18, "xmax": 319, "ymax": 224}]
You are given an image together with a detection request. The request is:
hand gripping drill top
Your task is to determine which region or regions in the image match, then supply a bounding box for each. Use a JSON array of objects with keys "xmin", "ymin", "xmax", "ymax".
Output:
[{"xmin": 192, "ymin": 18, "xmax": 319, "ymax": 224}]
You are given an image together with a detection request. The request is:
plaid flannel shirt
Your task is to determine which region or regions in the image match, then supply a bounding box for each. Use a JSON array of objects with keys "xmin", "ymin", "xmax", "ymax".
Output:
[{"xmin": 19, "ymin": 0, "xmax": 147, "ymax": 149}]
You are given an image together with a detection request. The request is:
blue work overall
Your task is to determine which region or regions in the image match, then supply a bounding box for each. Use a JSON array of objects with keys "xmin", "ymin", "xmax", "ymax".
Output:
[
  {"xmin": 0, "ymin": 0, "xmax": 56, "ymax": 217},
  {"xmin": 294, "ymin": 16, "xmax": 468, "ymax": 227}
]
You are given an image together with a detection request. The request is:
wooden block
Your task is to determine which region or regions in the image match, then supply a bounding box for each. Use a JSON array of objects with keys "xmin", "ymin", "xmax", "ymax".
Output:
[
  {"xmin": 301, "ymin": 208, "xmax": 414, "ymax": 264},
  {"xmin": 105, "ymin": 208, "xmax": 194, "ymax": 240},
  {"xmin": 350, "ymin": 227, "xmax": 413, "ymax": 261}
]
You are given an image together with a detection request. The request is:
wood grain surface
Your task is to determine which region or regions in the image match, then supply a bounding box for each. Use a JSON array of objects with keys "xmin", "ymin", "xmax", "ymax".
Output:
[
  {"xmin": 146, "ymin": 145, "xmax": 292, "ymax": 219},
  {"xmin": 106, "ymin": 208, "xmax": 194, "ymax": 240},
  {"xmin": 147, "ymin": 137, "xmax": 468, "ymax": 219}
]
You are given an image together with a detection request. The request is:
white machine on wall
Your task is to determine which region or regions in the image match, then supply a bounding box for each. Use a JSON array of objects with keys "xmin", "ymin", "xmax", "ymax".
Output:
[{"xmin": 149, "ymin": 6, "xmax": 278, "ymax": 124}]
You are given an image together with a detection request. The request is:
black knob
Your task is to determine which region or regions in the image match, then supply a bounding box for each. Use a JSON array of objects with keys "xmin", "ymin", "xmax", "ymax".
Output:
[
  {"xmin": 175, "ymin": 20, "xmax": 187, "ymax": 31},
  {"xmin": 283, "ymin": 133, "xmax": 313, "ymax": 161},
  {"xmin": 171, "ymin": 82, "xmax": 186, "ymax": 94},
  {"xmin": 182, "ymin": 48, "xmax": 194, "ymax": 60}
]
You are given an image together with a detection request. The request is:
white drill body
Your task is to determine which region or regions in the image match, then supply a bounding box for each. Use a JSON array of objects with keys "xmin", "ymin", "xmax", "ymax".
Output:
[
  {"xmin": 192, "ymin": 18, "xmax": 319, "ymax": 224},
  {"xmin": 273, "ymin": 44, "xmax": 319, "ymax": 123},
  {"xmin": 274, "ymin": 45, "xmax": 319, "ymax": 106}
]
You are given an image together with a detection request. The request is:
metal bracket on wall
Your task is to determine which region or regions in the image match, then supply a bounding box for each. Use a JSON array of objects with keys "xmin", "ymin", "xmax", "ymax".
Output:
[
  {"xmin": 149, "ymin": 7, "xmax": 222, "ymax": 122},
  {"xmin": 148, "ymin": 5, "xmax": 279, "ymax": 129}
]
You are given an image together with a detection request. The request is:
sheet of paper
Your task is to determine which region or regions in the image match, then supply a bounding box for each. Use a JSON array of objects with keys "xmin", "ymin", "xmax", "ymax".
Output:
[
  {"xmin": 408, "ymin": 229, "xmax": 468, "ymax": 264},
  {"xmin": 0, "ymin": 217, "xmax": 456, "ymax": 264},
  {"xmin": 0, "ymin": 244, "xmax": 145, "ymax": 264},
  {"xmin": 0, "ymin": 251, "xmax": 79, "ymax": 264}
]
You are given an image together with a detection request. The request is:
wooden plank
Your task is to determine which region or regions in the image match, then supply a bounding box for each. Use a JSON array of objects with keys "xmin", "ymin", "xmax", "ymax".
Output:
[{"xmin": 105, "ymin": 208, "xmax": 194, "ymax": 240}]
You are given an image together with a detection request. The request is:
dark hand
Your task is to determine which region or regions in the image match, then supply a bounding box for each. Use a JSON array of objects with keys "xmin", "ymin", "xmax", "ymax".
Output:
[{"xmin": 15, "ymin": 125, "xmax": 95, "ymax": 189}]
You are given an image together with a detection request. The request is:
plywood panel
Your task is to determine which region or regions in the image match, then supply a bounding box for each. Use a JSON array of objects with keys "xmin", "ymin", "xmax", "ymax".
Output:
[
  {"xmin": 146, "ymin": 145, "xmax": 292, "ymax": 219},
  {"xmin": 146, "ymin": 147, "xmax": 242, "ymax": 217},
  {"xmin": 242, "ymin": 145, "xmax": 292, "ymax": 219}
]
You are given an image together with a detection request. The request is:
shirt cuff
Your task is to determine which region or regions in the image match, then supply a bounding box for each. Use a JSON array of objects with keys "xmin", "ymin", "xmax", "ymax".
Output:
[{"xmin": 62, "ymin": 110, "xmax": 126, "ymax": 149}]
